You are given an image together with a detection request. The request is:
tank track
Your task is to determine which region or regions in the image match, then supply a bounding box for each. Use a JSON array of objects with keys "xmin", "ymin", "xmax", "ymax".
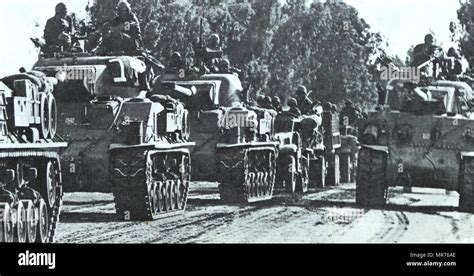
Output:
[
  {"xmin": 0, "ymin": 151, "xmax": 63, "ymax": 243},
  {"xmin": 356, "ymin": 147, "xmax": 388, "ymax": 207},
  {"xmin": 218, "ymin": 146, "xmax": 277, "ymax": 204},
  {"xmin": 460, "ymin": 156, "xmax": 474, "ymax": 212},
  {"xmin": 110, "ymin": 148, "xmax": 191, "ymax": 221}
]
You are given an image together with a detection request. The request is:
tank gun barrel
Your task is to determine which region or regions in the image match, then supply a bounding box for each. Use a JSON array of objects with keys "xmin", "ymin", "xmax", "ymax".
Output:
[
  {"xmin": 160, "ymin": 82, "xmax": 196, "ymax": 97},
  {"xmin": 174, "ymin": 84, "xmax": 197, "ymax": 97}
]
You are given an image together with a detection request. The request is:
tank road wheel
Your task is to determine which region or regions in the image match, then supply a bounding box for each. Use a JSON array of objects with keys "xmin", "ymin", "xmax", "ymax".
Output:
[
  {"xmin": 296, "ymin": 154, "xmax": 310, "ymax": 193},
  {"xmin": 175, "ymin": 180, "xmax": 183, "ymax": 210},
  {"xmin": 258, "ymin": 172, "xmax": 264, "ymax": 196},
  {"xmin": 157, "ymin": 181, "xmax": 166, "ymax": 212},
  {"xmin": 284, "ymin": 156, "xmax": 296, "ymax": 193},
  {"xmin": 40, "ymin": 161, "xmax": 58, "ymax": 209},
  {"xmin": 14, "ymin": 201, "xmax": 27, "ymax": 243},
  {"xmin": 459, "ymin": 156, "xmax": 474, "ymax": 212},
  {"xmin": 35, "ymin": 199, "xmax": 49, "ymax": 243},
  {"xmin": 47, "ymin": 94, "xmax": 57, "ymax": 139},
  {"xmin": 150, "ymin": 183, "xmax": 158, "ymax": 214},
  {"xmin": 21, "ymin": 200, "xmax": 37, "ymax": 243},
  {"xmin": 166, "ymin": 181, "xmax": 174, "ymax": 211},
  {"xmin": 39, "ymin": 93, "xmax": 50, "ymax": 139},
  {"xmin": 0, "ymin": 203, "xmax": 14, "ymax": 243},
  {"xmin": 356, "ymin": 148, "xmax": 388, "ymax": 207}
]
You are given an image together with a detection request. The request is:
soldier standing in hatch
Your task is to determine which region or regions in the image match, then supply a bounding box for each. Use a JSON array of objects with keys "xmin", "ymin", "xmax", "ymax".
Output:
[
  {"xmin": 272, "ymin": 96, "xmax": 283, "ymax": 113},
  {"xmin": 111, "ymin": 1, "xmax": 143, "ymax": 47},
  {"xmin": 444, "ymin": 48, "xmax": 463, "ymax": 81},
  {"xmin": 95, "ymin": 1, "xmax": 143, "ymax": 55},
  {"xmin": 295, "ymin": 85, "xmax": 313, "ymax": 115},
  {"xmin": 340, "ymin": 100, "xmax": 357, "ymax": 127},
  {"xmin": 286, "ymin": 98, "xmax": 302, "ymax": 117},
  {"xmin": 44, "ymin": 3, "xmax": 74, "ymax": 52}
]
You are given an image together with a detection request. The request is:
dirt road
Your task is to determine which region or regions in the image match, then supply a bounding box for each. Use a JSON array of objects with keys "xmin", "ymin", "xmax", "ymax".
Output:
[{"xmin": 55, "ymin": 183, "xmax": 474, "ymax": 243}]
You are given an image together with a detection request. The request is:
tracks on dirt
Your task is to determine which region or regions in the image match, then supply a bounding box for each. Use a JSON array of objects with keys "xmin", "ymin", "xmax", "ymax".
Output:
[{"xmin": 55, "ymin": 183, "xmax": 470, "ymax": 243}]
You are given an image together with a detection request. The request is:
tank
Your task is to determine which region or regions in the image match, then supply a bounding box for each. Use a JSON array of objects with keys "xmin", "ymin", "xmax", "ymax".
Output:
[
  {"xmin": 33, "ymin": 53, "xmax": 194, "ymax": 221},
  {"xmin": 0, "ymin": 72, "xmax": 66, "ymax": 243},
  {"xmin": 156, "ymin": 73, "xmax": 279, "ymax": 203},
  {"xmin": 274, "ymin": 112, "xmax": 323, "ymax": 193},
  {"xmin": 357, "ymin": 74, "xmax": 474, "ymax": 212}
]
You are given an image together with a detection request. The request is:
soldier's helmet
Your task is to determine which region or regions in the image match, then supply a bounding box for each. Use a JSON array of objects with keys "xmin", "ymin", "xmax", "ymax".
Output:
[
  {"xmin": 171, "ymin": 52, "xmax": 182, "ymax": 61},
  {"xmin": 287, "ymin": 97, "xmax": 298, "ymax": 108},
  {"xmin": 296, "ymin": 85, "xmax": 307, "ymax": 96},
  {"xmin": 170, "ymin": 52, "xmax": 182, "ymax": 67},
  {"xmin": 117, "ymin": 1, "xmax": 131, "ymax": 13},
  {"xmin": 220, "ymin": 59, "xmax": 230, "ymax": 69},
  {"xmin": 323, "ymin": 102, "xmax": 332, "ymax": 111},
  {"xmin": 256, "ymin": 95, "xmax": 265, "ymax": 106},
  {"xmin": 447, "ymin": 47, "xmax": 460, "ymax": 59},
  {"xmin": 272, "ymin": 96, "xmax": 281, "ymax": 106},
  {"xmin": 264, "ymin": 96, "xmax": 272, "ymax": 107},
  {"xmin": 424, "ymin": 34, "xmax": 434, "ymax": 45},
  {"xmin": 55, "ymin": 3, "xmax": 67, "ymax": 16},
  {"xmin": 208, "ymin": 34, "xmax": 220, "ymax": 48},
  {"xmin": 345, "ymin": 100, "xmax": 353, "ymax": 107}
]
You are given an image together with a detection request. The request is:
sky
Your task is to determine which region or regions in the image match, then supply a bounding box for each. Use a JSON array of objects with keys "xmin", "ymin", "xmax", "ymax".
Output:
[
  {"xmin": 0, "ymin": 0, "xmax": 89, "ymax": 76},
  {"xmin": 345, "ymin": 0, "xmax": 461, "ymax": 59},
  {"xmin": 0, "ymin": 0, "xmax": 466, "ymax": 76}
]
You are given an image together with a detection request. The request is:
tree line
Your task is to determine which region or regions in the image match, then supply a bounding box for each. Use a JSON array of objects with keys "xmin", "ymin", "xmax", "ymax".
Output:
[{"xmin": 87, "ymin": 0, "xmax": 387, "ymax": 107}]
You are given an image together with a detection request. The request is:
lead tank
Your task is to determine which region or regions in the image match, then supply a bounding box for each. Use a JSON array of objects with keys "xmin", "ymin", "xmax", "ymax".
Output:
[
  {"xmin": 357, "ymin": 74, "xmax": 474, "ymax": 211},
  {"xmin": 33, "ymin": 53, "xmax": 194, "ymax": 221}
]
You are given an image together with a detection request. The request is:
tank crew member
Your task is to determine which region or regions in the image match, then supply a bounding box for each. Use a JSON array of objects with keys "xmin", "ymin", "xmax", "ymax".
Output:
[
  {"xmin": 112, "ymin": 1, "xmax": 143, "ymax": 47},
  {"xmin": 44, "ymin": 3, "xmax": 74, "ymax": 51},
  {"xmin": 272, "ymin": 96, "xmax": 283, "ymax": 113},
  {"xmin": 286, "ymin": 98, "xmax": 302, "ymax": 117},
  {"xmin": 312, "ymin": 100, "xmax": 323, "ymax": 115},
  {"xmin": 444, "ymin": 47, "xmax": 463, "ymax": 81},
  {"xmin": 412, "ymin": 34, "xmax": 444, "ymax": 78},
  {"xmin": 95, "ymin": 1, "xmax": 143, "ymax": 55},
  {"xmin": 340, "ymin": 100, "xmax": 357, "ymax": 127},
  {"xmin": 204, "ymin": 34, "xmax": 224, "ymax": 71},
  {"xmin": 261, "ymin": 96, "xmax": 273, "ymax": 110},
  {"xmin": 256, "ymin": 95, "xmax": 265, "ymax": 108},
  {"xmin": 169, "ymin": 52, "xmax": 186, "ymax": 72},
  {"xmin": 295, "ymin": 85, "xmax": 313, "ymax": 115}
]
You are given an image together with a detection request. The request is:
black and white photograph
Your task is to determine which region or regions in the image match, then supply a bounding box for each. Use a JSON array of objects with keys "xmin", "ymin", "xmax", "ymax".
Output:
[{"xmin": 0, "ymin": 0, "xmax": 473, "ymax": 273}]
